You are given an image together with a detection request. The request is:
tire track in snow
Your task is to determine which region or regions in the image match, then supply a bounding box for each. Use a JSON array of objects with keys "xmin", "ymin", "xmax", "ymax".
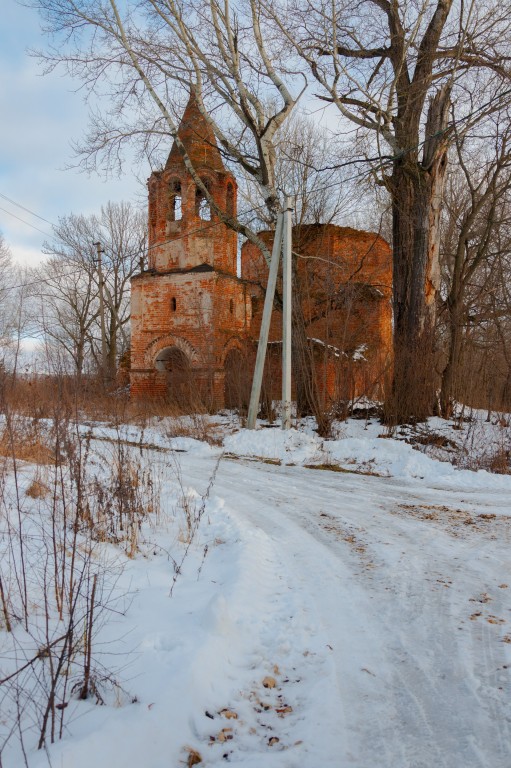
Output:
[
  {"xmin": 142, "ymin": 448, "xmax": 511, "ymax": 767},
  {"xmin": 180, "ymin": 456, "xmax": 511, "ymax": 768},
  {"xmin": 183, "ymin": 496, "xmax": 340, "ymax": 767}
]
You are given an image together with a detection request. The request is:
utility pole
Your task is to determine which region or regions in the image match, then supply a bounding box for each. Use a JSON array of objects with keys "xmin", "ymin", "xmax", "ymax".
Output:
[
  {"xmin": 281, "ymin": 196, "xmax": 293, "ymax": 430},
  {"xmin": 247, "ymin": 213, "xmax": 284, "ymax": 429},
  {"xmin": 93, "ymin": 241, "xmax": 109, "ymax": 385}
]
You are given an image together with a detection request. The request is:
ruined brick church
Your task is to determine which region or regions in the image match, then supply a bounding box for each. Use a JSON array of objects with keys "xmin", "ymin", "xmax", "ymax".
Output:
[{"xmin": 130, "ymin": 95, "xmax": 392, "ymax": 409}]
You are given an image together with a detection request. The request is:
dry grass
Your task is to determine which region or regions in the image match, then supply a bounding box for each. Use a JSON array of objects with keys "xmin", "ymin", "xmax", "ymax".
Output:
[
  {"xmin": 2, "ymin": 374, "xmax": 221, "ymax": 437},
  {"xmin": 25, "ymin": 477, "xmax": 51, "ymax": 499},
  {"xmin": 0, "ymin": 424, "xmax": 54, "ymax": 465},
  {"xmin": 393, "ymin": 502, "xmax": 511, "ymax": 538},
  {"xmin": 482, "ymin": 447, "xmax": 511, "ymax": 475},
  {"xmin": 164, "ymin": 413, "xmax": 222, "ymax": 445}
]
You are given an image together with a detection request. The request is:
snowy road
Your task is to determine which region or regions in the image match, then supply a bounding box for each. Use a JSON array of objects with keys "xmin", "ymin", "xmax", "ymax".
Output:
[
  {"xmin": 178, "ymin": 453, "xmax": 511, "ymax": 767},
  {"xmin": 19, "ymin": 428, "xmax": 511, "ymax": 768}
]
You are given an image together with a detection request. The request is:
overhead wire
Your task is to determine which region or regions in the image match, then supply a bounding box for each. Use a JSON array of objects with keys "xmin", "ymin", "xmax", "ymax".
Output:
[
  {"xmin": 3, "ymin": 81, "xmax": 511, "ymax": 286},
  {"xmin": 3, "ymin": 198, "xmax": 274, "ymax": 293},
  {"xmin": 0, "ymin": 192, "xmax": 56, "ymax": 228},
  {"xmin": 0, "ymin": 205, "xmax": 54, "ymax": 239}
]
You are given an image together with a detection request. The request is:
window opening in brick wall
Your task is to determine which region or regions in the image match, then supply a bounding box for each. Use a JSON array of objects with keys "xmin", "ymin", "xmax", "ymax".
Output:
[
  {"xmin": 169, "ymin": 181, "xmax": 182, "ymax": 221},
  {"xmin": 229, "ymin": 299, "xmax": 234, "ymax": 314},
  {"xmin": 196, "ymin": 181, "xmax": 211, "ymax": 220},
  {"xmin": 171, "ymin": 297, "xmax": 177, "ymax": 311}
]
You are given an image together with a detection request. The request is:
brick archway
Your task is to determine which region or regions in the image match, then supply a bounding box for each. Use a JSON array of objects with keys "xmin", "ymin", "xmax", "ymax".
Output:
[
  {"xmin": 155, "ymin": 346, "xmax": 193, "ymax": 407},
  {"xmin": 145, "ymin": 334, "xmax": 202, "ymax": 370}
]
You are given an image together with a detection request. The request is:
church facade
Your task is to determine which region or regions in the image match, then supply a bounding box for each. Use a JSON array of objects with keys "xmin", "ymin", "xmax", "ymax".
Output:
[
  {"xmin": 130, "ymin": 95, "xmax": 393, "ymax": 410},
  {"xmin": 130, "ymin": 95, "xmax": 251, "ymax": 409}
]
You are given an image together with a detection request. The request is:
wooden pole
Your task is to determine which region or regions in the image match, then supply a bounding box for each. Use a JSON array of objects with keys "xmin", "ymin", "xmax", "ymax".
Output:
[
  {"xmin": 282, "ymin": 196, "xmax": 293, "ymax": 430},
  {"xmin": 247, "ymin": 212, "xmax": 284, "ymax": 429}
]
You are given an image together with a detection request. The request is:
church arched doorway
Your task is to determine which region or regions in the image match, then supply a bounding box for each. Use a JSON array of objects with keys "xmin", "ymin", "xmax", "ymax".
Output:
[{"xmin": 155, "ymin": 346, "xmax": 192, "ymax": 407}]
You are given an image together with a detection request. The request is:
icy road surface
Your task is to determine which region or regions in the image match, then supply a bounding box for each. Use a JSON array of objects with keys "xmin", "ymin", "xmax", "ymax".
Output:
[{"xmin": 177, "ymin": 453, "xmax": 511, "ymax": 768}]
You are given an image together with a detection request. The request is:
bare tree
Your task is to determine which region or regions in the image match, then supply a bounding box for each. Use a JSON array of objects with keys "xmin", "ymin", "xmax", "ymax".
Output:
[
  {"xmin": 490, "ymin": 250, "xmax": 511, "ymax": 409},
  {"xmin": 32, "ymin": 202, "xmax": 145, "ymax": 381},
  {"xmin": 33, "ymin": 0, "xmax": 344, "ymax": 429},
  {"xmin": 0, "ymin": 233, "xmax": 13, "ymax": 352},
  {"xmin": 34, "ymin": 0, "xmax": 303, "ymax": 247},
  {"xmin": 32, "ymin": 250, "xmax": 98, "ymax": 378},
  {"xmin": 97, "ymin": 202, "xmax": 147, "ymax": 379},
  {"xmin": 0, "ymin": 233, "xmax": 13, "ymax": 400},
  {"xmin": 267, "ymin": 0, "xmax": 511, "ymax": 421},
  {"xmin": 439, "ymin": 116, "xmax": 511, "ymax": 416},
  {"xmin": 0, "ymin": 235, "xmax": 33, "ymax": 386},
  {"xmin": 240, "ymin": 111, "xmax": 363, "ymax": 230},
  {"xmin": 33, "ymin": 1, "xmax": 511, "ymax": 424}
]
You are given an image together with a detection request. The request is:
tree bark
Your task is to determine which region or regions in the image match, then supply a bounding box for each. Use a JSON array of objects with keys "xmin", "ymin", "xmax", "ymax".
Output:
[
  {"xmin": 440, "ymin": 302, "xmax": 464, "ymax": 418},
  {"xmin": 385, "ymin": 87, "xmax": 450, "ymax": 424}
]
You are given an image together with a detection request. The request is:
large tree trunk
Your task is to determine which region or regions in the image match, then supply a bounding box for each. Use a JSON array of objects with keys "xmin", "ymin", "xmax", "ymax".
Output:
[{"xmin": 385, "ymin": 87, "xmax": 450, "ymax": 424}]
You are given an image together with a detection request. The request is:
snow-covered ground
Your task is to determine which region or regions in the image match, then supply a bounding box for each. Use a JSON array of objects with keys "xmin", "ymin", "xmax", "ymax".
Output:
[{"xmin": 1, "ymin": 412, "xmax": 510, "ymax": 767}]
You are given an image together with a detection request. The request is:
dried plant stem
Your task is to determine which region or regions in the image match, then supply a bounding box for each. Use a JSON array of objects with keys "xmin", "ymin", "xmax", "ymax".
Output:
[
  {"xmin": 0, "ymin": 574, "xmax": 11, "ymax": 632},
  {"xmin": 79, "ymin": 573, "xmax": 98, "ymax": 701}
]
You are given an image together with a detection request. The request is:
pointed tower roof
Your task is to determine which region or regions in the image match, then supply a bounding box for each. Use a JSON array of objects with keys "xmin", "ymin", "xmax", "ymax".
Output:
[{"xmin": 165, "ymin": 92, "xmax": 226, "ymax": 173}]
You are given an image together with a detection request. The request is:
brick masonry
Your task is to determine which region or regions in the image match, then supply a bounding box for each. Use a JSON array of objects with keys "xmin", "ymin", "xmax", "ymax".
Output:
[{"xmin": 130, "ymin": 94, "xmax": 393, "ymax": 409}]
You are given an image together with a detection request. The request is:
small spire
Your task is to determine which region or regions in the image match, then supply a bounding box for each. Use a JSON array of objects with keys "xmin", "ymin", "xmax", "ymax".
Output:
[{"xmin": 165, "ymin": 91, "xmax": 225, "ymax": 172}]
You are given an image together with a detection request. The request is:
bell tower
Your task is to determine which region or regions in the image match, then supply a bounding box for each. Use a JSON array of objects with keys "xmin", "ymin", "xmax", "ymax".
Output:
[
  {"xmin": 147, "ymin": 93, "xmax": 238, "ymax": 274},
  {"xmin": 130, "ymin": 93, "xmax": 249, "ymax": 408}
]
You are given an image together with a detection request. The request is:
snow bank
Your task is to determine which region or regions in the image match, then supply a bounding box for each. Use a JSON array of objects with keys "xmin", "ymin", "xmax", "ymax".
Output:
[
  {"xmin": 224, "ymin": 426, "xmax": 511, "ymax": 492},
  {"xmin": 224, "ymin": 427, "xmax": 322, "ymax": 464}
]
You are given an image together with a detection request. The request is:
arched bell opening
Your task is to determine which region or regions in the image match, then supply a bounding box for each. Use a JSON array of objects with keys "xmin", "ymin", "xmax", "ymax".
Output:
[
  {"xmin": 196, "ymin": 179, "xmax": 212, "ymax": 221},
  {"xmin": 224, "ymin": 348, "xmax": 250, "ymax": 412},
  {"xmin": 169, "ymin": 180, "xmax": 182, "ymax": 222},
  {"xmin": 155, "ymin": 346, "xmax": 192, "ymax": 408}
]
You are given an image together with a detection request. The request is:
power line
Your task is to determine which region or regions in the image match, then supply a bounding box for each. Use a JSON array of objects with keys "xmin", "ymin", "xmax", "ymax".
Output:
[
  {"xmin": 4, "ymin": 82, "xmax": 511, "ymax": 279},
  {"xmin": 0, "ymin": 192, "xmax": 56, "ymax": 228},
  {"xmin": 0, "ymin": 205, "xmax": 53, "ymax": 239},
  {"xmin": 4, "ymin": 200, "xmax": 273, "ymax": 293}
]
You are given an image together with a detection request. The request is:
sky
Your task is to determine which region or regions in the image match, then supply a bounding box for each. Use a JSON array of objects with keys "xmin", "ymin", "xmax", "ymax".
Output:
[{"xmin": 0, "ymin": 0, "xmax": 143, "ymax": 266}]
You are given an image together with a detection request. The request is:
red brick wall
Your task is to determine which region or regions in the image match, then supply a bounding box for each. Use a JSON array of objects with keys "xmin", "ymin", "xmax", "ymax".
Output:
[
  {"xmin": 241, "ymin": 223, "xmax": 393, "ymax": 402},
  {"xmin": 131, "ymin": 93, "xmax": 250, "ymax": 408},
  {"xmin": 147, "ymin": 171, "xmax": 238, "ymax": 275},
  {"xmin": 130, "ymin": 269, "xmax": 250, "ymax": 407},
  {"xmin": 146, "ymin": 94, "xmax": 238, "ymax": 275}
]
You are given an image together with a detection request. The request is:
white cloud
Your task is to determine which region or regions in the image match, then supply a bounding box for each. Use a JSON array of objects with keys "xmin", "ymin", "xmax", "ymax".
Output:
[{"xmin": 0, "ymin": 0, "xmax": 145, "ymax": 266}]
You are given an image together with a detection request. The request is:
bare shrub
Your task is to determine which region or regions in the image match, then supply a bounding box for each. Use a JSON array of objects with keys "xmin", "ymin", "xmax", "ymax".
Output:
[
  {"xmin": 87, "ymin": 449, "xmax": 161, "ymax": 557},
  {"xmin": 164, "ymin": 413, "xmax": 222, "ymax": 446},
  {"xmin": 0, "ymin": 417, "xmax": 54, "ymax": 465},
  {"xmin": 2, "ymin": 371, "xmax": 224, "ymax": 434},
  {"xmin": 458, "ymin": 420, "xmax": 511, "ymax": 474},
  {"xmin": 0, "ymin": 383, "xmax": 163, "ymax": 759},
  {"xmin": 170, "ymin": 454, "xmax": 222, "ymax": 597},
  {"xmin": 484, "ymin": 448, "xmax": 511, "ymax": 475},
  {"xmin": 0, "ymin": 449, "xmax": 119, "ymax": 756}
]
